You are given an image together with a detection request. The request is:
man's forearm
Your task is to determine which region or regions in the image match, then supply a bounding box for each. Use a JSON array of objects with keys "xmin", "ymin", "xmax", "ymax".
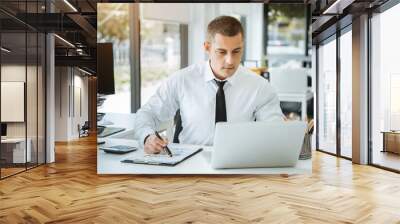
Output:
[{"xmin": 135, "ymin": 110, "xmax": 159, "ymax": 147}]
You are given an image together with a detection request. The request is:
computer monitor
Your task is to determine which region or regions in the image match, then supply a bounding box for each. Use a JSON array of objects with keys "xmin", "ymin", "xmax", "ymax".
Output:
[
  {"xmin": 97, "ymin": 43, "xmax": 115, "ymax": 95},
  {"xmin": 1, "ymin": 123, "xmax": 7, "ymax": 137}
]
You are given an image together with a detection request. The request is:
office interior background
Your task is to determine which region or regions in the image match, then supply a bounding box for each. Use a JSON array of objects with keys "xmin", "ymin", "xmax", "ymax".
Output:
[
  {"xmin": 97, "ymin": 3, "xmax": 314, "ymax": 151},
  {"xmin": 0, "ymin": 1, "xmax": 97, "ymax": 179},
  {"xmin": 313, "ymin": 0, "xmax": 400, "ymax": 172},
  {"xmin": 98, "ymin": 3, "xmax": 313, "ymax": 117},
  {"xmin": 2, "ymin": 0, "xmax": 399, "ymax": 176},
  {"xmin": 1, "ymin": 0, "xmax": 400, "ymax": 222}
]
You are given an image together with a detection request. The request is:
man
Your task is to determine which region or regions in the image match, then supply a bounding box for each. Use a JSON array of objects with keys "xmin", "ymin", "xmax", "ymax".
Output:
[{"xmin": 135, "ymin": 16, "xmax": 283, "ymax": 154}]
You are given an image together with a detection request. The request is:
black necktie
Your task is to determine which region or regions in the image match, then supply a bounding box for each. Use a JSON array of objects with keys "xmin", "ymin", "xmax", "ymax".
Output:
[{"xmin": 215, "ymin": 79, "xmax": 227, "ymax": 123}]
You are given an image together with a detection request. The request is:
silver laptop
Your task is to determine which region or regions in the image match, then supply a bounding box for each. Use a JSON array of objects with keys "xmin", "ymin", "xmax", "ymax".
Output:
[{"xmin": 211, "ymin": 121, "xmax": 306, "ymax": 169}]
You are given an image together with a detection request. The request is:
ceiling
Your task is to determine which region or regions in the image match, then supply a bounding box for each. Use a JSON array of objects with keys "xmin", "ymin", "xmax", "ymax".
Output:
[
  {"xmin": 0, "ymin": 0, "xmax": 99, "ymax": 74},
  {"xmin": 0, "ymin": 0, "xmax": 331, "ymax": 73},
  {"xmin": 311, "ymin": 0, "xmax": 390, "ymax": 44}
]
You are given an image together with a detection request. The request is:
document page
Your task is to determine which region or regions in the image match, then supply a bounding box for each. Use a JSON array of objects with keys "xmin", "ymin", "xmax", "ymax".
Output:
[{"xmin": 121, "ymin": 145, "xmax": 202, "ymax": 166}]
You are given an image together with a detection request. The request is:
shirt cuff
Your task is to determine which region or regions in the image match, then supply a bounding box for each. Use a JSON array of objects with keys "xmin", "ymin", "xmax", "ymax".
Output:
[{"xmin": 139, "ymin": 127, "xmax": 154, "ymax": 148}]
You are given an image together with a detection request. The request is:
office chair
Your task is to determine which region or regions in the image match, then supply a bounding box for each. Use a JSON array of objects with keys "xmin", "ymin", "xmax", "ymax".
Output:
[
  {"xmin": 79, "ymin": 121, "xmax": 90, "ymax": 138},
  {"xmin": 173, "ymin": 110, "xmax": 183, "ymax": 143}
]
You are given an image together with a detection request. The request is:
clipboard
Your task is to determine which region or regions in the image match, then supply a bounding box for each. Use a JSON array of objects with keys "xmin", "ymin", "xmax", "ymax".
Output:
[{"xmin": 121, "ymin": 147, "xmax": 203, "ymax": 166}]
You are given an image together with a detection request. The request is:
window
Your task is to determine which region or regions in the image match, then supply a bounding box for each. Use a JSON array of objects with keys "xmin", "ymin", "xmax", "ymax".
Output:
[
  {"xmin": 97, "ymin": 4, "xmax": 131, "ymax": 113},
  {"xmin": 390, "ymin": 74, "xmax": 400, "ymax": 130},
  {"xmin": 318, "ymin": 37, "xmax": 337, "ymax": 155},
  {"xmin": 371, "ymin": 4, "xmax": 400, "ymax": 171},
  {"xmin": 339, "ymin": 29, "xmax": 352, "ymax": 158},
  {"xmin": 140, "ymin": 20, "xmax": 181, "ymax": 106},
  {"xmin": 267, "ymin": 4, "xmax": 307, "ymax": 68}
]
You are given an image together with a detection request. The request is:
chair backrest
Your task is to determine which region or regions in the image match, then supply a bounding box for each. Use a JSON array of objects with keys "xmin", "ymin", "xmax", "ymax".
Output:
[
  {"xmin": 173, "ymin": 110, "xmax": 182, "ymax": 143},
  {"xmin": 82, "ymin": 121, "xmax": 90, "ymax": 129}
]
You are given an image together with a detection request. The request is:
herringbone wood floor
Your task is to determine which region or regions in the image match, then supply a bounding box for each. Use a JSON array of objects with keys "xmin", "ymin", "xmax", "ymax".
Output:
[{"xmin": 1, "ymin": 136, "xmax": 400, "ymax": 223}]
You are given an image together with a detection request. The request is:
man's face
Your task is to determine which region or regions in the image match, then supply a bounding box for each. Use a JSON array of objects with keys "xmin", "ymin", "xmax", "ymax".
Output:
[{"xmin": 204, "ymin": 33, "xmax": 244, "ymax": 80}]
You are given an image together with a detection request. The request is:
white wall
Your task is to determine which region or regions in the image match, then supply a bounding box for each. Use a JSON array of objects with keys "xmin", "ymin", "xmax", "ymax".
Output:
[
  {"xmin": 72, "ymin": 74, "xmax": 89, "ymax": 137},
  {"xmin": 1, "ymin": 65, "xmax": 41, "ymax": 137},
  {"xmin": 1, "ymin": 65, "xmax": 27, "ymax": 139},
  {"xmin": 1, "ymin": 63, "xmax": 47, "ymax": 164},
  {"xmin": 188, "ymin": 3, "xmax": 209, "ymax": 65},
  {"xmin": 55, "ymin": 67, "xmax": 89, "ymax": 141},
  {"xmin": 55, "ymin": 66, "xmax": 69, "ymax": 141},
  {"xmin": 1, "ymin": 82, "xmax": 25, "ymax": 122}
]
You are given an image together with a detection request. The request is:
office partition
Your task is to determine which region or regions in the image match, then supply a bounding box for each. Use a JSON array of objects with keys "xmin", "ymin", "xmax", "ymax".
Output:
[
  {"xmin": 0, "ymin": 1, "xmax": 47, "ymax": 179},
  {"xmin": 0, "ymin": 31, "xmax": 28, "ymax": 177}
]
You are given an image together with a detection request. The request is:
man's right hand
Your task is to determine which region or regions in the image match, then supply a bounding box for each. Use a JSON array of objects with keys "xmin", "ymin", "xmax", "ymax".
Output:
[{"xmin": 144, "ymin": 134, "xmax": 168, "ymax": 154}]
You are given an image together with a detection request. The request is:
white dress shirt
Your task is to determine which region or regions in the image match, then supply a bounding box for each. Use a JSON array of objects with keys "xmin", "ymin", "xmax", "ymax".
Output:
[{"xmin": 135, "ymin": 60, "xmax": 283, "ymax": 147}]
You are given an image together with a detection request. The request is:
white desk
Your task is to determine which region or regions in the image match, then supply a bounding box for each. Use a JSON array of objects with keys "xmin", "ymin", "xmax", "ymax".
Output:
[
  {"xmin": 278, "ymin": 91, "xmax": 314, "ymax": 121},
  {"xmin": 98, "ymin": 113, "xmax": 136, "ymax": 139},
  {"xmin": 98, "ymin": 138, "xmax": 311, "ymax": 175},
  {"xmin": 98, "ymin": 113, "xmax": 173, "ymax": 140},
  {"xmin": 1, "ymin": 138, "xmax": 32, "ymax": 163},
  {"xmin": 97, "ymin": 113, "xmax": 312, "ymax": 174}
]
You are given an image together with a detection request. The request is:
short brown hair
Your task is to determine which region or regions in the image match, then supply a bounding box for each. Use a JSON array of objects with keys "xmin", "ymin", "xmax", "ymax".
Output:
[{"xmin": 206, "ymin": 16, "xmax": 244, "ymax": 42}]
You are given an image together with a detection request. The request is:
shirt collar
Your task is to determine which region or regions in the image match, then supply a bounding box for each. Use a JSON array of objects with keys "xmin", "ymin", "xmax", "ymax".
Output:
[{"xmin": 203, "ymin": 60, "xmax": 241, "ymax": 86}]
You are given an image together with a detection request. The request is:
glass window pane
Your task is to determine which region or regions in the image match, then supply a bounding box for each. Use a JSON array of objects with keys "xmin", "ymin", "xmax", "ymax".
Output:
[
  {"xmin": 318, "ymin": 38, "xmax": 337, "ymax": 154},
  {"xmin": 371, "ymin": 4, "xmax": 400, "ymax": 171},
  {"xmin": 0, "ymin": 0, "xmax": 46, "ymax": 178},
  {"xmin": 340, "ymin": 30, "xmax": 352, "ymax": 158},
  {"xmin": 140, "ymin": 20, "xmax": 181, "ymax": 106},
  {"xmin": 267, "ymin": 4, "xmax": 306, "ymax": 68},
  {"xmin": 97, "ymin": 4, "xmax": 131, "ymax": 113},
  {"xmin": 1, "ymin": 30, "xmax": 28, "ymax": 177},
  {"xmin": 38, "ymin": 33, "xmax": 45, "ymax": 165},
  {"xmin": 26, "ymin": 0, "xmax": 40, "ymax": 169},
  {"xmin": 27, "ymin": 31, "xmax": 38, "ymax": 169}
]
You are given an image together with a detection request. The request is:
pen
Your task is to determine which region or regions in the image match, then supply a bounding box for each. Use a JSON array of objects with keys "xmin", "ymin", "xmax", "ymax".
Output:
[{"xmin": 154, "ymin": 131, "xmax": 173, "ymax": 157}]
